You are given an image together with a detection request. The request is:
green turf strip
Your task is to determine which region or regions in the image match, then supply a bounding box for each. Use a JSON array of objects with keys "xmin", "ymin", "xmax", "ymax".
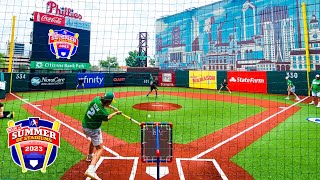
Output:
[
  {"xmin": 231, "ymin": 103, "xmax": 320, "ymax": 179},
  {"xmin": 55, "ymin": 95, "xmax": 264, "ymax": 144},
  {"xmin": 0, "ymin": 101, "xmax": 83, "ymax": 180}
]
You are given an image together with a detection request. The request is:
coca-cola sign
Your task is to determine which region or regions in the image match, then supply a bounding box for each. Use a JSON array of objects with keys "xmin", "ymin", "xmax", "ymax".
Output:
[
  {"xmin": 46, "ymin": 1, "xmax": 82, "ymax": 20},
  {"xmin": 33, "ymin": 12, "xmax": 65, "ymax": 26}
]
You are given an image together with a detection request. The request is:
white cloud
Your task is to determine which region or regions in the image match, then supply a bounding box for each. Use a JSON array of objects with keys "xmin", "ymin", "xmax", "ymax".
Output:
[{"xmin": 0, "ymin": 0, "xmax": 222, "ymax": 66}]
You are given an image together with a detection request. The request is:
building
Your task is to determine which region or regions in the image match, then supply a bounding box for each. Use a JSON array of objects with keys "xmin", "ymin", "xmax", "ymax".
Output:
[
  {"xmin": 156, "ymin": 0, "xmax": 317, "ymax": 71},
  {"xmin": 6, "ymin": 41, "xmax": 25, "ymax": 57},
  {"xmin": 290, "ymin": 14, "xmax": 320, "ymax": 71}
]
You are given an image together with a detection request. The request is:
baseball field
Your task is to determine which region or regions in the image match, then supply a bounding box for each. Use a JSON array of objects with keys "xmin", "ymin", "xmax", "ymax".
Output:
[{"xmin": 0, "ymin": 86, "xmax": 319, "ymax": 180}]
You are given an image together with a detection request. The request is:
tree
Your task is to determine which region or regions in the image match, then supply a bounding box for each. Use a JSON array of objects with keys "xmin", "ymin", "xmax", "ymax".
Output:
[
  {"xmin": 18, "ymin": 65, "xmax": 28, "ymax": 72},
  {"xmin": 0, "ymin": 53, "xmax": 6, "ymax": 69},
  {"xmin": 125, "ymin": 50, "xmax": 139, "ymax": 67},
  {"xmin": 99, "ymin": 57, "xmax": 119, "ymax": 68},
  {"xmin": 90, "ymin": 64, "xmax": 100, "ymax": 71}
]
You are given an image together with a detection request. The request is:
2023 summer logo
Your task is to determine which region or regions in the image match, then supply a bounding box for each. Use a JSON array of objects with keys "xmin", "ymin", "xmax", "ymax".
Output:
[
  {"xmin": 48, "ymin": 29, "xmax": 79, "ymax": 59},
  {"xmin": 7, "ymin": 118, "xmax": 60, "ymax": 173}
]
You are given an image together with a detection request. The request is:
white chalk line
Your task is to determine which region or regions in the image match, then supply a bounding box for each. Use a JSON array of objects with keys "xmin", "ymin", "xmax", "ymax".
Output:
[
  {"xmin": 176, "ymin": 158, "xmax": 228, "ymax": 180},
  {"xmin": 11, "ymin": 93, "xmax": 122, "ymax": 157},
  {"xmin": 192, "ymin": 96, "xmax": 308, "ymax": 159},
  {"xmin": 87, "ymin": 156, "xmax": 138, "ymax": 180}
]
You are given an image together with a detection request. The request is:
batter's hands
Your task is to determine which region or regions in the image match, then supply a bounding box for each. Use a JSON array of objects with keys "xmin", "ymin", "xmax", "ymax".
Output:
[{"xmin": 116, "ymin": 111, "xmax": 122, "ymax": 115}]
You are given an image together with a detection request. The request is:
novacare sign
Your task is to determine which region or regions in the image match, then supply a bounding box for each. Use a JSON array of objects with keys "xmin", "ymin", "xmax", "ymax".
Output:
[{"xmin": 227, "ymin": 71, "xmax": 267, "ymax": 93}]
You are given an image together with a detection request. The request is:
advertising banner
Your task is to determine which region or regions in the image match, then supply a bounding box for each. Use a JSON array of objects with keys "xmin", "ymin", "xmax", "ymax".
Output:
[
  {"xmin": 30, "ymin": 61, "xmax": 90, "ymax": 70},
  {"xmin": 31, "ymin": 22, "xmax": 90, "ymax": 64},
  {"xmin": 227, "ymin": 71, "xmax": 267, "ymax": 93},
  {"xmin": 189, "ymin": 71, "xmax": 217, "ymax": 89},
  {"xmin": 33, "ymin": 11, "xmax": 65, "ymax": 27},
  {"xmin": 76, "ymin": 73, "xmax": 105, "ymax": 88},
  {"xmin": 158, "ymin": 72, "xmax": 176, "ymax": 86},
  {"xmin": 65, "ymin": 17, "xmax": 91, "ymax": 31},
  {"xmin": 113, "ymin": 73, "xmax": 126, "ymax": 86},
  {"xmin": 30, "ymin": 74, "xmax": 66, "ymax": 90}
]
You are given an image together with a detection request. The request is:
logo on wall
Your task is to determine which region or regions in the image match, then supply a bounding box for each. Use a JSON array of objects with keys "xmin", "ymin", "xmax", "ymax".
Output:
[
  {"xmin": 48, "ymin": 29, "xmax": 79, "ymax": 59},
  {"xmin": 77, "ymin": 73, "xmax": 105, "ymax": 88},
  {"xmin": 7, "ymin": 118, "xmax": 60, "ymax": 172},
  {"xmin": 31, "ymin": 76, "xmax": 66, "ymax": 86},
  {"xmin": 229, "ymin": 77, "xmax": 265, "ymax": 84},
  {"xmin": 162, "ymin": 73, "xmax": 172, "ymax": 83}
]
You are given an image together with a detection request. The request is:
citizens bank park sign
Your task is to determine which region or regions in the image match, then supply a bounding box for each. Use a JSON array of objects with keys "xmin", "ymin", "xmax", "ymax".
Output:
[{"xmin": 33, "ymin": 1, "xmax": 91, "ymax": 31}]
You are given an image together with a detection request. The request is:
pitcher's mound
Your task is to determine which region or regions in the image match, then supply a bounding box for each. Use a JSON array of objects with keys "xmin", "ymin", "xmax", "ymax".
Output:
[{"xmin": 133, "ymin": 102, "xmax": 182, "ymax": 111}]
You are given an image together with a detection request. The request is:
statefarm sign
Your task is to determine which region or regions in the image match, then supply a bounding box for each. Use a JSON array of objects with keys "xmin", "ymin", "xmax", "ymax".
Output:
[{"xmin": 227, "ymin": 71, "xmax": 267, "ymax": 93}]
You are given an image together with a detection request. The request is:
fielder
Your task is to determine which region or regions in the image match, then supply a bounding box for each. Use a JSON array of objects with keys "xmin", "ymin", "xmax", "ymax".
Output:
[
  {"xmin": 83, "ymin": 92, "xmax": 121, "ymax": 180},
  {"xmin": 146, "ymin": 75, "xmax": 159, "ymax": 98},
  {"xmin": 75, "ymin": 77, "xmax": 85, "ymax": 92},
  {"xmin": 285, "ymin": 77, "xmax": 300, "ymax": 100},
  {"xmin": 218, "ymin": 79, "xmax": 231, "ymax": 93},
  {"xmin": 0, "ymin": 103, "xmax": 14, "ymax": 119},
  {"xmin": 309, "ymin": 74, "xmax": 320, "ymax": 107}
]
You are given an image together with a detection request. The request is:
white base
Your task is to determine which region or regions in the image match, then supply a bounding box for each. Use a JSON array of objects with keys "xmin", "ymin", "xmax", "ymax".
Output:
[{"xmin": 146, "ymin": 166, "xmax": 169, "ymax": 179}]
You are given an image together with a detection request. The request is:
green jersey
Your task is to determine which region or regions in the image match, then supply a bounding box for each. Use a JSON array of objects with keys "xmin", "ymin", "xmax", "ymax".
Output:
[
  {"xmin": 149, "ymin": 74, "xmax": 154, "ymax": 85},
  {"xmin": 82, "ymin": 96, "xmax": 109, "ymax": 129},
  {"xmin": 287, "ymin": 80, "xmax": 294, "ymax": 88},
  {"xmin": 311, "ymin": 79, "xmax": 320, "ymax": 93}
]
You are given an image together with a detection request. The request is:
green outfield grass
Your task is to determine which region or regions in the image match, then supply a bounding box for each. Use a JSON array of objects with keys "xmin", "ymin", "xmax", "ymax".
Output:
[
  {"xmin": 231, "ymin": 103, "xmax": 320, "ymax": 179},
  {"xmin": 55, "ymin": 94, "xmax": 264, "ymax": 144}
]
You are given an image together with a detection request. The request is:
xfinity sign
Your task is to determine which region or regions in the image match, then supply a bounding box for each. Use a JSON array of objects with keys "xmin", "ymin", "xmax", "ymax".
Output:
[{"xmin": 77, "ymin": 73, "xmax": 105, "ymax": 88}]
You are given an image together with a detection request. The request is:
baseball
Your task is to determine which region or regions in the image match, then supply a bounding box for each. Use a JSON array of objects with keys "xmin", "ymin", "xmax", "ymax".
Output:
[{"xmin": 147, "ymin": 114, "xmax": 151, "ymax": 118}]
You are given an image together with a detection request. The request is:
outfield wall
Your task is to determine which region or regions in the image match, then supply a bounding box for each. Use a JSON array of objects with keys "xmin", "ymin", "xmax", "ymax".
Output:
[{"xmin": 5, "ymin": 71, "xmax": 313, "ymax": 96}]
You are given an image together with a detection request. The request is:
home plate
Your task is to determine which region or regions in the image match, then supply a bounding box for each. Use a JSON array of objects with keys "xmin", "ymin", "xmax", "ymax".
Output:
[
  {"xmin": 152, "ymin": 105, "xmax": 163, "ymax": 107},
  {"xmin": 146, "ymin": 166, "xmax": 169, "ymax": 179}
]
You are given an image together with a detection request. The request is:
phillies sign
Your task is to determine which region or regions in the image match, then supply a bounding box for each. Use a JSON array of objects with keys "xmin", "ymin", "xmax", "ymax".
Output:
[
  {"xmin": 47, "ymin": 1, "xmax": 82, "ymax": 20},
  {"xmin": 33, "ymin": 12, "xmax": 65, "ymax": 26}
]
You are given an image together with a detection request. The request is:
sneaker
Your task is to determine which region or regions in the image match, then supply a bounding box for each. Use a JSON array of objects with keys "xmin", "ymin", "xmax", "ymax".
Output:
[
  {"xmin": 284, "ymin": 97, "xmax": 290, "ymax": 100},
  {"xmin": 316, "ymin": 104, "xmax": 320, "ymax": 108},
  {"xmin": 86, "ymin": 154, "xmax": 92, "ymax": 162},
  {"xmin": 309, "ymin": 101, "xmax": 314, "ymax": 105},
  {"xmin": 295, "ymin": 97, "xmax": 300, "ymax": 101},
  {"xmin": 84, "ymin": 169, "xmax": 101, "ymax": 180}
]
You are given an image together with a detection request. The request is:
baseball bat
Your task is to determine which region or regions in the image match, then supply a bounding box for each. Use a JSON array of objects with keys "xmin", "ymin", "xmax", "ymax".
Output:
[
  {"xmin": 8, "ymin": 120, "xmax": 27, "ymax": 173},
  {"xmin": 49, "ymin": 29, "xmax": 60, "ymax": 59},
  {"xmin": 67, "ymin": 33, "xmax": 79, "ymax": 59},
  {"xmin": 41, "ymin": 121, "xmax": 60, "ymax": 173},
  {"xmin": 109, "ymin": 105, "xmax": 141, "ymax": 125}
]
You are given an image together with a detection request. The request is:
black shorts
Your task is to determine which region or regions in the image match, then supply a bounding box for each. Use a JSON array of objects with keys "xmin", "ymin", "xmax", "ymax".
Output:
[{"xmin": 150, "ymin": 85, "xmax": 157, "ymax": 90}]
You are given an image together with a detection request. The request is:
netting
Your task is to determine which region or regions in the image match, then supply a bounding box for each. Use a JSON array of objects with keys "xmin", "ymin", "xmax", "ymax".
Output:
[{"xmin": 0, "ymin": 0, "xmax": 320, "ymax": 179}]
